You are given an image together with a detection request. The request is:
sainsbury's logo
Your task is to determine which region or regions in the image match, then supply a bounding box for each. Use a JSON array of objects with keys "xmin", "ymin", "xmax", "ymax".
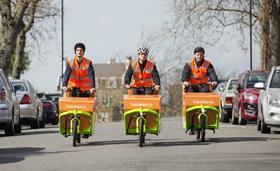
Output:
[
  {"xmin": 192, "ymin": 100, "xmax": 214, "ymax": 105},
  {"xmin": 130, "ymin": 102, "xmax": 153, "ymax": 108},
  {"xmin": 65, "ymin": 104, "xmax": 87, "ymax": 110}
]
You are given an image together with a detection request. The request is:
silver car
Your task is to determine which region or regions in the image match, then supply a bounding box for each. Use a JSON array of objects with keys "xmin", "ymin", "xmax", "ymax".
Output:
[
  {"xmin": 220, "ymin": 77, "xmax": 238, "ymax": 123},
  {"xmin": 0, "ymin": 69, "xmax": 21, "ymax": 135},
  {"xmin": 11, "ymin": 79, "xmax": 44, "ymax": 129},
  {"xmin": 257, "ymin": 66, "xmax": 280, "ymax": 133}
]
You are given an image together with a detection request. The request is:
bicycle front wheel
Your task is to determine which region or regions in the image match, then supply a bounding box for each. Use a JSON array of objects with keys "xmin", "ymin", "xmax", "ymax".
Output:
[
  {"xmin": 72, "ymin": 119, "xmax": 78, "ymax": 147},
  {"xmin": 138, "ymin": 118, "xmax": 145, "ymax": 147},
  {"xmin": 200, "ymin": 114, "xmax": 206, "ymax": 142}
]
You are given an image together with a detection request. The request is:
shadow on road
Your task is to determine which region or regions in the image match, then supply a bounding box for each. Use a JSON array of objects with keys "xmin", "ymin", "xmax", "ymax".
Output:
[
  {"xmin": 0, "ymin": 147, "xmax": 45, "ymax": 164},
  {"xmin": 208, "ymin": 136, "xmax": 280, "ymax": 143},
  {"xmin": 20, "ymin": 129, "xmax": 59, "ymax": 136},
  {"xmin": 85, "ymin": 139, "xmax": 138, "ymax": 146}
]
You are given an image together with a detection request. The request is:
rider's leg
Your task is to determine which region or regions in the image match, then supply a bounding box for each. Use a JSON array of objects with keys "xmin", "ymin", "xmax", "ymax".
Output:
[
  {"xmin": 131, "ymin": 88, "xmax": 139, "ymax": 95},
  {"xmin": 144, "ymin": 87, "xmax": 153, "ymax": 95},
  {"xmin": 199, "ymin": 84, "xmax": 210, "ymax": 92},
  {"xmin": 187, "ymin": 86, "xmax": 195, "ymax": 92}
]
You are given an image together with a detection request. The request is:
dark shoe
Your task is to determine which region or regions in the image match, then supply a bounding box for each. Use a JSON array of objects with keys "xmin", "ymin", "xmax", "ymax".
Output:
[
  {"xmin": 189, "ymin": 129, "xmax": 195, "ymax": 135},
  {"xmin": 83, "ymin": 134, "xmax": 89, "ymax": 139}
]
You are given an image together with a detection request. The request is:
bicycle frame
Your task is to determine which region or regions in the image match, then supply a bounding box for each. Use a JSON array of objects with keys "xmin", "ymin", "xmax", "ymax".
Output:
[
  {"xmin": 124, "ymin": 107, "xmax": 160, "ymax": 135},
  {"xmin": 185, "ymin": 105, "xmax": 219, "ymax": 130},
  {"xmin": 59, "ymin": 110, "xmax": 93, "ymax": 136}
]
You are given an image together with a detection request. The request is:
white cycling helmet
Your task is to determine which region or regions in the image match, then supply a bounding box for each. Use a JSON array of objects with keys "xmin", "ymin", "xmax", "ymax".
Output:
[{"xmin": 137, "ymin": 47, "xmax": 149, "ymax": 55}]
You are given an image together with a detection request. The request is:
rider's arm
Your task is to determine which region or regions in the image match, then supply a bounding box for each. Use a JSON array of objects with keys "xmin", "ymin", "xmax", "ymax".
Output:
[
  {"xmin": 207, "ymin": 63, "xmax": 218, "ymax": 82},
  {"xmin": 124, "ymin": 64, "xmax": 133, "ymax": 85},
  {"xmin": 181, "ymin": 63, "xmax": 191, "ymax": 82},
  {"xmin": 152, "ymin": 65, "xmax": 160, "ymax": 86},
  {"xmin": 87, "ymin": 63, "xmax": 96, "ymax": 88},
  {"xmin": 63, "ymin": 63, "xmax": 72, "ymax": 87}
]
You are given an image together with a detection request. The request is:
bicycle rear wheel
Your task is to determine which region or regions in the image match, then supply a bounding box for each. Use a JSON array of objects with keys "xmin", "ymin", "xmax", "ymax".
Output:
[
  {"xmin": 72, "ymin": 119, "xmax": 78, "ymax": 147},
  {"xmin": 138, "ymin": 118, "xmax": 145, "ymax": 147}
]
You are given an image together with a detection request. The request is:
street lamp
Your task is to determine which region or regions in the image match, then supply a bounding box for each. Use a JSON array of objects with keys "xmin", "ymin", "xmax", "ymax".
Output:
[
  {"xmin": 61, "ymin": 0, "xmax": 64, "ymax": 90},
  {"xmin": 249, "ymin": 0, "xmax": 252, "ymax": 70}
]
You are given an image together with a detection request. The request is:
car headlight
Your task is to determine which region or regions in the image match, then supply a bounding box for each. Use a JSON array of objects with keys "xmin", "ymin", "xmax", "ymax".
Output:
[
  {"xmin": 268, "ymin": 95, "xmax": 280, "ymax": 107},
  {"xmin": 244, "ymin": 93, "xmax": 257, "ymax": 100}
]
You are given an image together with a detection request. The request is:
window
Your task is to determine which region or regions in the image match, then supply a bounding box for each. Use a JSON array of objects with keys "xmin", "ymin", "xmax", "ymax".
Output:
[{"xmin": 269, "ymin": 70, "xmax": 280, "ymax": 88}]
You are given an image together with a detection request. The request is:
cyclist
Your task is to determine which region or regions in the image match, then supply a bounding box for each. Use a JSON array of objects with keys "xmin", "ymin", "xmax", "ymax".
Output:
[
  {"xmin": 62, "ymin": 42, "xmax": 96, "ymax": 97},
  {"xmin": 124, "ymin": 47, "xmax": 160, "ymax": 94},
  {"xmin": 181, "ymin": 47, "xmax": 218, "ymax": 92}
]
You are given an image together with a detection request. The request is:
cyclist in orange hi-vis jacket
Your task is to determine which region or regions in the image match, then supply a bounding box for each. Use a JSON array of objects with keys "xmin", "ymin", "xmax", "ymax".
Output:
[
  {"xmin": 124, "ymin": 47, "xmax": 160, "ymax": 95},
  {"xmin": 62, "ymin": 43, "xmax": 96, "ymax": 95},
  {"xmin": 181, "ymin": 47, "xmax": 218, "ymax": 92}
]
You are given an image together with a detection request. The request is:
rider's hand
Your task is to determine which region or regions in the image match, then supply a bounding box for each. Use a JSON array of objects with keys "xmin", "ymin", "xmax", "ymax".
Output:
[
  {"xmin": 89, "ymin": 88, "xmax": 96, "ymax": 94},
  {"xmin": 62, "ymin": 86, "xmax": 67, "ymax": 92},
  {"xmin": 154, "ymin": 85, "xmax": 160, "ymax": 91},
  {"xmin": 183, "ymin": 81, "xmax": 190, "ymax": 87},
  {"xmin": 212, "ymin": 81, "xmax": 217, "ymax": 87},
  {"xmin": 125, "ymin": 84, "xmax": 130, "ymax": 89}
]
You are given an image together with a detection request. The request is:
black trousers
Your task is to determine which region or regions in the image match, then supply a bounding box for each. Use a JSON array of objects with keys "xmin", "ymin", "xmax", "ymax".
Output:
[
  {"xmin": 185, "ymin": 84, "xmax": 210, "ymax": 92},
  {"xmin": 132, "ymin": 87, "xmax": 153, "ymax": 95}
]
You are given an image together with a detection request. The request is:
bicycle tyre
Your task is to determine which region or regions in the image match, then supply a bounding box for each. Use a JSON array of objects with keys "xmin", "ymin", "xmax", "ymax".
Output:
[
  {"xmin": 72, "ymin": 119, "xmax": 78, "ymax": 147},
  {"xmin": 139, "ymin": 118, "xmax": 145, "ymax": 147},
  {"xmin": 200, "ymin": 114, "xmax": 206, "ymax": 142}
]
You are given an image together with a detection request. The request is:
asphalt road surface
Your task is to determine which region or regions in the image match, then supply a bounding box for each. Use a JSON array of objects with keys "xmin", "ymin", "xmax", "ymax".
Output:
[{"xmin": 1, "ymin": 117, "xmax": 280, "ymax": 171}]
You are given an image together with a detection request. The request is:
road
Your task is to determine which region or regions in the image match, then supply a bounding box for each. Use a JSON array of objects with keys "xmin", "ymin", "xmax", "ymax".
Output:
[{"xmin": 0, "ymin": 117, "xmax": 280, "ymax": 171}]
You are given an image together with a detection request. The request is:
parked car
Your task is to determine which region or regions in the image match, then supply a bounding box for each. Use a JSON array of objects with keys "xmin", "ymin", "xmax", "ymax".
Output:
[
  {"xmin": 0, "ymin": 69, "xmax": 21, "ymax": 135},
  {"xmin": 220, "ymin": 77, "xmax": 238, "ymax": 123},
  {"xmin": 10, "ymin": 79, "xmax": 44, "ymax": 129},
  {"xmin": 45, "ymin": 93, "xmax": 61, "ymax": 113},
  {"xmin": 37, "ymin": 93, "xmax": 58, "ymax": 125},
  {"xmin": 257, "ymin": 66, "xmax": 280, "ymax": 133},
  {"xmin": 214, "ymin": 82, "xmax": 226, "ymax": 95},
  {"xmin": 232, "ymin": 70, "xmax": 269, "ymax": 125}
]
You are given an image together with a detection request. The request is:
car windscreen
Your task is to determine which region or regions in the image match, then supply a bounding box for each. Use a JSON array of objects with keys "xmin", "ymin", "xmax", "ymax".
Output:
[
  {"xmin": 246, "ymin": 73, "xmax": 268, "ymax": 88},
  {"xmin": 269, "ymin": 70, "xmax": 280, "ymax": 88},
  {"xmin": 11, "ymin": 82, "xmax": 28, "ymax": 92},
  {"xmin": 228, "ymin": 80, "xmax": 237, "ymax": 90}
]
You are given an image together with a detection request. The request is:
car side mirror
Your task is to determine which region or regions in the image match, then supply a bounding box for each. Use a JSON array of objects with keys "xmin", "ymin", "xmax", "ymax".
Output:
[{"xmin": 254, "ymin": 82, "xmax": 265, "ymax": 89}]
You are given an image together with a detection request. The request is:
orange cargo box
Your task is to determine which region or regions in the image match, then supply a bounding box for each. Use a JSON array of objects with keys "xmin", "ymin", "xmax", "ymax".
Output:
[
  {"xmin": 182, "ymin": 93, "xmax": 220, "ymax": 108},
  {"xmin": 59, "ymin": 97, "xmax": 96, "ymax": 113},
  {"xmin": 123, "ymin": 95, "xmax": 161, "ymax": 110}
]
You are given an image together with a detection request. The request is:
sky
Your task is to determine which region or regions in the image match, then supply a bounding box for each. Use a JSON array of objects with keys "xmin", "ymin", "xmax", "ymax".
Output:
[{"xmin": 21, "ymin": 0, "xmax": 260, "ymax": 93}]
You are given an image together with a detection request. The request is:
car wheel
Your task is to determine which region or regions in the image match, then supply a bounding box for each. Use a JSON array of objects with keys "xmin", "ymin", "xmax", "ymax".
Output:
[
  {"xmin": 5, "ymin": 115, "xmax": 15, "ymax": 136},
  {"xmin": 31, "ymin": 113, "xmax": 39, "ymax": 129},
  {"xmin": 238, "ymin": 107, "xmax": 247, "ymax": 125},
  {"xmin": 222, "ymin": 111, "xmax": 230, "ymax": 123},
  {"xmin": 232, "ymin": 109, "xmax": 238, "ymax": 125},
  {"xmin": 257, "ymin": 116, "xmax": 261, "ymax": 131},
  {"xmin": 14, "ymin": 116, "xmax": 22, "ymax": 134},
  {"xmin": 260, "ymin": 119, "xmax": 271, "ymax": 134},
  {"xmin": 39, "ymin": 114, "xmax": 45, "ymax": 128}
]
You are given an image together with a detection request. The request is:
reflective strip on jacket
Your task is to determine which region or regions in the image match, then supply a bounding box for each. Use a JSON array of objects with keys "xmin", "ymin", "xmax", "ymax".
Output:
[
  {"xmin": 131, "ymin": 60, "xmax": 154, "ymax": 87},
  {"xmin": 67, "ymin": 57, "xmax": 92, "ymax": 91},
  {"xmin": 188, "ymin": 59, "xmax": 209, "ymax": 85}
]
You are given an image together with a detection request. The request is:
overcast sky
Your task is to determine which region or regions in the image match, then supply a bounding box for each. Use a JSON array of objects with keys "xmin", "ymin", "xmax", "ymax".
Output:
[{"xmin": 21, "ymin": 0, "xmax": 260, "ymax": 92}]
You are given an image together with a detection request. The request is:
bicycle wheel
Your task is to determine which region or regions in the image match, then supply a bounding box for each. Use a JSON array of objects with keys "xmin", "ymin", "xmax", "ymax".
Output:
[
  {"xmin": 138, "ymin": 118, "xmax": 145, "ymax": 147},
  {"xmin": 200, "ymin": 114, "xmax": 206, "ymax": 142},
  {"xmin": 72, "ymin": 119, "xmax": 78, "ymax": 147}
]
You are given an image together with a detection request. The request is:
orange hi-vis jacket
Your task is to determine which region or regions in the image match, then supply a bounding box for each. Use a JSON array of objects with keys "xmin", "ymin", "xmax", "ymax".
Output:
[
  {"xmin": 131, "ymin": 60, "xmax": 155, "ymax": 87},
  {"xmin": 67, "ymin": 57, "xmax": 92, "ymax": 92},
  {"xmin": 188, "ymin": 58, "xmax": 210, "ymax": 85}
]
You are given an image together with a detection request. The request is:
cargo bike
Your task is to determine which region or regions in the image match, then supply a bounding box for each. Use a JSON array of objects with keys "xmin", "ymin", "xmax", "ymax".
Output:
[
  {"xmin": 182, "ymin": 84, "xmax": 220, "ymax": 142},
  {"xmin": 58, "ymin": 88, "xmax": 96, "ymax": 146},
  {"xmin": 123, "ymin": 87, "xmax": 161, "ymax": 147}
]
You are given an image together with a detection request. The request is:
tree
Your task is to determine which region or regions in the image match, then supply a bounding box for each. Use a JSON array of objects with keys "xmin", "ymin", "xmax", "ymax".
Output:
[
  {"xmin": 0, "ymin": 0, "xmax": 31, "ymax": 68},
  {"xmin": 0, "ymin": 0, "xmax": 59, "ymax": 78},
  {"xmin": 150, "ymin": 0, "xmax": 280, "ymax": 71}
]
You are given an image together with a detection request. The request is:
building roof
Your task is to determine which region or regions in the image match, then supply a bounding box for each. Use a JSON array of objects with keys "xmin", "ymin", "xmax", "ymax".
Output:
[{"xmin": 93, "ymin": 63, "xmax": 126, "ymax": 77}]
